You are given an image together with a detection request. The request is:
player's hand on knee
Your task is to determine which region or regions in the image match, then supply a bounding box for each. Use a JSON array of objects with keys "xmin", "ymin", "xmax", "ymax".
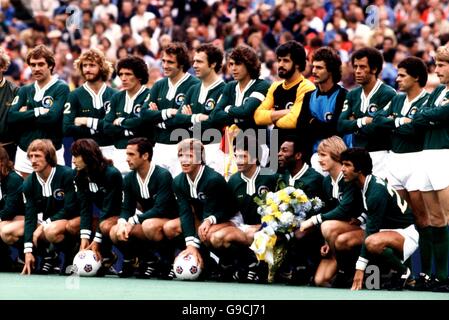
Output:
[
  {"xmin": 198, "ymin": 219, "xmax": 212, "ymax": 242},
  {"xmin": 320, "ymin": 243, "xmax": 330, "ymax": 257}
]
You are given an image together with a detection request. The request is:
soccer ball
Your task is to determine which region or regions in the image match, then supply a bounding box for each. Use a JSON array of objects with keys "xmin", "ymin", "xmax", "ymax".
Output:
[
  {"xmin": 173, "ymin": 254, "xmax": 202, "ymax": 280},
  {"xmin": 72, "ymin": 250, "xmax": 102, "ymax": 277}
]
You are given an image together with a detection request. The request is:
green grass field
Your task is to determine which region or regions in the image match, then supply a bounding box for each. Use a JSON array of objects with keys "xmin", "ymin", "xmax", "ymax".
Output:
[{"xmin": 1, "ymin": 273, "xmax": 447, "ymax": 300}]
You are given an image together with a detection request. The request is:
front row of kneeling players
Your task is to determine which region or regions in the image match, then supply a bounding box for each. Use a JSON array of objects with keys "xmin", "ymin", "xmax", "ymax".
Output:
[{"xmin": 0, "ymin": 135, "xmax": 441, "ymax": 291}]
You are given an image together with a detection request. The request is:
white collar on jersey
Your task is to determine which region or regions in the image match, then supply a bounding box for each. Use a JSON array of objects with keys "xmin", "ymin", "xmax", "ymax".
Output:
[
  {"xmin": 83, "ymin": 82, "xmax": 107, "ymax": 110},
  {"xmin": 241, "ymin": 166, "xmax": 261, "ymax": 195},
  {"xmin": 401, "ymin": 89, "xmax": 427, "ymax": 116},
  {"xmin": 124, "ymin": 85, "xmax": 147, "ymax": 114},
  {"xmin": 235, "ymin": 79, "xmax": 256, "ymax": 107},
  {"xmin": 167, "ymin": 73, "xmax": 190, "ymax": 101},
  {"xmin": 360, "ymin": 79, "xmax": 383, "ymax": 113},
  {"xmin": 198, "ymin": 78, "xmax": 224, "ymax": 104},
  {"xmin": 186, "ymin": 165, "xmax": 205, "ymax": 198},
  {"xmin": 361, "ymin": 174, "xmax": 372, "ymax": 210},
  {"xmin": 289, "ymin": 163, "xmax": 309, "ymax": 187},
  {"xmin": 34, "ymin": 76, "xmax": 59, "ymax": 102},
  {"xmin": 36, "ymin": 167, "xmax": 57, "ymax": 197},
  {"xmin": 136, "ymin": 162, "xmax": 156, "ymax": 199},
  {"xmin": 331, "ymin": 171, "xmax": 344, "ymax": 199}
]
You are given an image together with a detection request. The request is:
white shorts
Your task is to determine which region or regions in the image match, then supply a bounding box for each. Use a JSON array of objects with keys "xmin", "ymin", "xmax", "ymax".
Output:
[
  {"xmin": 230, "ymin": 212, "xmax": 251, "ymax": 233},
  {"xmin": 111, "ymin": 147, "xmax": 131, "ymax": 175},
  {"xmin": 386, "ymin": 151, "xmax": 423, "ymax": 191},
  {"xmin": 419, "ymin": 149, "xmax": 449, "ymax": 191},
  {"xmin": 380, "ymin": 224, "xmax": 419, "ymax": 262},
  {"xmin": 205, "ymin": 143, "xmax": 224, "ymax": 175},
  {"xmin": 310, "ymin": 152, "xmax": 329, "ymax": 177},
  {"xmin": 369, "ymin": 150, "xmax": 389, "ymax": 181},
  {"xmin": 15, "ymin": 146, "xmax": 65, "ymax": 174},
  {"xmin": 152, "ymin": 143, "xmax": 181, "ymax": 177}
]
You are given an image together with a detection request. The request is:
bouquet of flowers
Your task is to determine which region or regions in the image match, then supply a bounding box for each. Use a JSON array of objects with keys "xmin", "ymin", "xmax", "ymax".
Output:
[{"xmin": 250, "ymin": 184, "xmax": 323, "ymax": 283}]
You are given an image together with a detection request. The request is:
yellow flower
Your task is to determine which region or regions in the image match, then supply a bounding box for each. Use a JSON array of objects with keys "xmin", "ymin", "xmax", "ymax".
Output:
[
  {"xmin": 262, "ymin": 215, "xmax": 274, "ymax": 223},
  {"xmin": 266, "ymin": 198, "xmax": 274, "ymax": 206},
  {"xmin": 297, "ymin": 194, "xmax": 309, "ymax": 203},
  {"xmin": 270, "ymin": 203, "xmax": 279, "ymax": 212},
  {"xmin": 274, "ymin": 211, "xmax": 282, "ymax": 219}
]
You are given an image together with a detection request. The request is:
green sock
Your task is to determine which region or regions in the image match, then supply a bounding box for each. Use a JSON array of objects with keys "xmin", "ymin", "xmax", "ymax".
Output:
[
  {"xmin": 418, "ymin": 226, "xmax": 433, "ymax": 275},
  {"xmin": 432, "ymin": 226, "xmax": 449, "ymax": 281},
  {"xmin": 381, "ymin": 247, "xmax": 407, "ymax": 274}
]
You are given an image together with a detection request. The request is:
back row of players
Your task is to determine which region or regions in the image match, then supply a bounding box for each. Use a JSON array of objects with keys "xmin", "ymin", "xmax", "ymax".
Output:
[{"xmin": 0, "ymin": 39, "xmax": 447, "ymax": 290}]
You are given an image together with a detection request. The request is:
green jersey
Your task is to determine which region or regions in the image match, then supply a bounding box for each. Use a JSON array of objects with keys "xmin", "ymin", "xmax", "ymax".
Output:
[
  {"xmin": 338, "ymin": 80, "xmax": 396, "ymax": 151},
  {"xmin": 172, "ymin": 165, "xmax": 235, "ymax": 247},
  {"xmin": 0, "ymin": 170, "xmax": 24, "ymax": 221},
  {"xmin": 74, "ymin": 164, "xmax": 122, "ymax": 239},
  {"xmin": 23, "ymin": 165, "xmax": 78, "ymax": 253},
  {"xmin": 63, "ymin": 83, "xmax": 117, "ymax": 146},
  {"xmin": 211, "ymin": 79, "xmax": 270, "ymax": 131},
  {"xmin": 165, "ymin": 79, "xmax": 225, "ymax": 144},
  {"xmin": 140, "ymin": 74, "xmax": 200, "ymax": 144},
  {"xmin": 0, "ymin": 78, "xmax": 19, "ymax": 143},
  {"xmin": 359, "ymin": 175, "xmax": 415, "ymax": 259},
  {"xmin": 280, "ymin": 163, "xmax": 324, "ymax": 202},
  {"xmin": 373, "ymin": 91, "xmax": 429, "ymax": 153},
  {"xmin": 8, "ymin": 78, "xmax": 70, "ymax": 150},
  {"xmin": 316, "ymin": 172, "xmax": 363, "ymax": 223},
  {"xmin": 227, "ymin": 167, "xmax": 278, "ymax": 225},
  {"xmin": 104, "ymin": 86, "xmax": 152, "ymax": 148},
  {"xmin": 412, "ymin": 85, "xmax": 449, "ymax": 150},
  {"xmin": 120, "ymin": 164, "xmax": 177, "ymax": 223}
]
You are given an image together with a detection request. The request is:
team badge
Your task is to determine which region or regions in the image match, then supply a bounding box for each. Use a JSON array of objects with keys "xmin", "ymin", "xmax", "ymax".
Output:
[
  {"xmin": 11, "ymin": 96, "xmax": 19, "ymax": 105},
  {"xmin": 242, "ymin": 97, "xmax": 249, "ymax": 105},
  {"xmin": 285, "ymin": 102, "xmax": 294, "ymax": 110},
  {"xmin": 42, "ymin": 96, "xmax": 54, "ymax": 108},
  {"xmin": 133, "ymin": 104, "xmax": 142, "ymax": 116},
  {"xmin": 197, "ymin": 192, "xmax": 207, "ymax": 201},
  {"xmin": 205, "ymin": 98, "xmax": 216, "ymax": 111},
  {"xmin": 368, "ymin": 103, "xmax": 378, "ymax": 115},
  {"xmin": 258, "ymin": 186, "xmax": 270, "ymax": 196},
  {"xmin": 409, "ymin": 107, "xmax": 418, "ymax": 117},
  {"xmin": 175, "ymin": 93, "xmax": 186, "ymax": 106},
  {"xmin": 103, "ymin": 101, "xmax": 111, "ymax": 114},
  {"xmin": 53, "ymin": 189, "xmax": 65, "ymax": 201},
  {"xmin": 324, "ymin": 112, "xmax": 333, "ymax": 121}
]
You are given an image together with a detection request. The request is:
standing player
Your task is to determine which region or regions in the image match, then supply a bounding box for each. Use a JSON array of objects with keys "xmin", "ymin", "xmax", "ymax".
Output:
[
  {"xmin": 301, "ymin": 47, "xmax": 349, "ymax": 174},
  {"xmin": 340, "ymin": 148, "xmax": 418, "ymax": 291},
  {"xmin": 8, "ymin": 45, "xmax": 69, "ymax": 178},
  {"xmin": 109, "ymin": 137, "xmax": 178, "ymax": 278},
  {"xmin": 140, "ymin": 42, "xmax": 200, "ymax": 177},
  {"xmin": 373, "ymin": 56, "xmax": 431, "ymax": 284},
  {"xmin": 63, "ymin": 48, "xmax": 117, "ymax": 160},
  {"xmin": 164, "ymin": 44, "xmax": 226, "ymax": 175},
  {"xmin": 338, "ymin": 47, "xmax": 396, "ymax": 179},
  {"xmin": 0, "ymin": 146, "xmax": 24, "ymax": 271},
  {"xmin": 411, "ymin": 45, "xmax": 449, "ymax": 292},
  {"xmin": 71, "ymin": 138, "xmax": 122, "ymax": 273},
  {"xmin": 104, "ymin": 56, "xmax": 151, "ymax": 174},
  {"xmin": 254, "ymin": 40, "xmax": 316, "ymax": 143},
  {"xmin": 21, "ymin": 139, "xmax": 79, "ymax": 275}
]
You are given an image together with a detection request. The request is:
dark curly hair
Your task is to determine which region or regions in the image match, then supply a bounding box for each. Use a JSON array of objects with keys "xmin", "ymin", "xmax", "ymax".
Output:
[{"xmin": 229, "ymin": 45, "xmax": 261, "ymax": 79}]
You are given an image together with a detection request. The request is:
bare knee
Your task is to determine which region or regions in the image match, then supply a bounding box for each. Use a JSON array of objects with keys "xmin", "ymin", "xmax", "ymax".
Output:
[
  {"xmin": 209, "ymin": 230, "xmax": 226, "ymax": 248},
  {"xmin": 1, "ymin": 230, "xmax": 15, "ymax": 245},
  {"xmin": 365, "ymin": 236, "xmax": 384, "ymax": 255},
  {"xmin": 142, "ymin": 220, "xmax": 164, "ymax": 241},
  {"xmin": 43, "ymin": 225, "xmax": 64, "ymax": 243},
  {"xmin": 163, "ymin": 220, "xmax": 181, "ymax": 239},
  {"xmin": 321, "ymin": 221, "xmax": 340, "ymax": 241}
]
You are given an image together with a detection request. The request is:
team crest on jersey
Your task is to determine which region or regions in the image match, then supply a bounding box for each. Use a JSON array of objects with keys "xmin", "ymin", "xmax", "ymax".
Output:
[
  {"xmin": 258, "ymin": 186, "xmax": 270, "ymax": 196},
  {"xmin": 197, "ymin": 192, "xmax": 207, "ymax": 201},
  {"xmin": 409, "ymin": 106, "xmax": 418, "ymax": 118},
  {"xmin": 242, "ymin": 97, "xmax": 249, "ymax": 105},
  {"xmin": 368, "ymin": 103, "xmax": 378, "ymax": 115},
  {"xmin": 324, "ymin": 112, "xmax": 333, "ymax": 121},
  {"xmin": 42, "ymin": 96, "xmax": 54, "ymax": 108},
  {"xmin": 103, "ymin": 101, "xmax": 111, "ymax": 113},
  {"xmin": 175, "ymin": 93, "xmax": 186, "ymax": 106},
  {"xmin": 133, "ymin": 104, "xmax": 142, "ymax": 116},
  {"xmin": 11, "ymin": 96, "xmax": 19, "ymax": 106},
  {"xmin": 285, "ymin": 102, "xmax": 294, "ymax": 110},
  {"xmin": 53, "ymin": 189, "xmax": 65, "ymax": 200},
  {"xmin": 205, "ymin": 98, "xmax": 216, "ymax": 111}
]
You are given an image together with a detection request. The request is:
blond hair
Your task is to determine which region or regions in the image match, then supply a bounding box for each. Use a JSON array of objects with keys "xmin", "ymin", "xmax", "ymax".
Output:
[
  {"xmin": 27, "ymin": 139, "xmax": 57, "ymax": 166},
  {"xmin": 74, "ymin": 48, "xmax": 114, "ymax": 81},
  {"xmin": 436, "ymin": 45, "xmax": 449, "ymax": 63},
  {"xmin": 317, "ymin": 136, "xmax": 347, "ymax": 163},
  {"xmin": 177, "ymin": 138, "xmax": 205, "ymax": 164}
]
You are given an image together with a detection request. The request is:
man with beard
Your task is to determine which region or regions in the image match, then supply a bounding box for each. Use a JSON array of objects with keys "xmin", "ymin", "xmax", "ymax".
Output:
[
  {"xmin": 337, "ymin": 47, "xmax": 396, "ymax": 180},
  {"xmin": 63, "ymin": 48, "xmax": 117, "ymax": 160},
  {"xmin": 8, "ymin": 45, "xmax": 69, "ymax": 178},
  {"xmin": 140, "ymin": 43, "xmax": 199, "ymax": 177},
  {"xmin": 254, "ymin": 40, "xmax": 315, "ymax": 144},
  {"xmin": 300, "ymin": 47, "xmax": 349, "ymax": 174}
]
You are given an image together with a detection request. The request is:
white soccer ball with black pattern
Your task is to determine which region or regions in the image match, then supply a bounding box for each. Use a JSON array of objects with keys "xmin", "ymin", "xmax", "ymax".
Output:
[
  {"xmin": 72, "ymin": 250, "xmax": 101, "ymax": 277},
  {"xmin": 173, "ymin": 254, "xmax": 202, "ymax": 280}
]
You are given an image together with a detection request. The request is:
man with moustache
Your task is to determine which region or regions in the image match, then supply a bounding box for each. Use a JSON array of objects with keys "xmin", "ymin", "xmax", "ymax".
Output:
[
  {"xmin": 8, "ymin": 45, "xmax": 69, "ymax": 178},
  {"xmin": 337, "ymin": 47, "xmax": 396, "ymax": 180},
  {"xmin": 254, "ymin": 40, "xmax": 315, "ymax": 144},
  {"xmin": 63, "ymin": 48, "xmax": 117, "ymax": 160}
]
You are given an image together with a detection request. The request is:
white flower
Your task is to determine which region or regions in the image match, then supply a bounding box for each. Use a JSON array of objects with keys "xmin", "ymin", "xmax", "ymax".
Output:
[{"xmin": 279, "ymin": 203, "xmax": 289, "ymax": 212}]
